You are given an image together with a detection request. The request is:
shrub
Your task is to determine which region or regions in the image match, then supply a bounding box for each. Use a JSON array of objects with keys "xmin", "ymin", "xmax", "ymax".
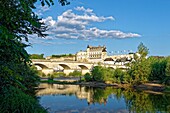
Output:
[
  {"xmin": 0, "ymin": 86, "xmax": 47, "ymax": 113},
  {"xmin": 69, "ymin": 70, "xmax": 82, "ymax": 77},
  {"xmin": 84, "ymin": 73, "xmax": 92, "ymax": 82},
  {"xmin": 38, "ymin": 71, "xmax": 46, "ymax": 77},
  {"xmin": 53, "ymin": 72, "xmax": 66, "ymax": 77},
  {"xmin": 91, "ymin": 66, "xmax": 104, "ymax": 82}
]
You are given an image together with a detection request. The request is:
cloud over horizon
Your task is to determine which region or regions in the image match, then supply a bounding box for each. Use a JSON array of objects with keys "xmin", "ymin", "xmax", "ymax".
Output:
[{"xmin": 40, "ymin": 6, "xmax": 141, "ymax": 40}]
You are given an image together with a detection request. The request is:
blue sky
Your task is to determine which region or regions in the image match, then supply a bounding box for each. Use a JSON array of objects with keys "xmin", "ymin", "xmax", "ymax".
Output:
[{"xmin": 27, "ymin": 0, "xmax": 170, "ymax": 56}]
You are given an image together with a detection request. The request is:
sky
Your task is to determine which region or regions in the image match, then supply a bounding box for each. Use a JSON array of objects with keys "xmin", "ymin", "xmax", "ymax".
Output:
[{"xmin": 26, "ymin": 0, "xmax": 170, "ymax": 57}]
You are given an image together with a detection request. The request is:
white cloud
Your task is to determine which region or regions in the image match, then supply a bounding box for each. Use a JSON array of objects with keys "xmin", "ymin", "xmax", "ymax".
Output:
[
  {"xmin": 27, "ymin": 34, "xmax": 76, "ymax": 45},
  {"xmin": 74, "ymin": 6, "xmax": 93, "ymax": 14},
  {"xmin": 39, "ymin": 6, "xmax": 141, "ymax": 40},
  {"xmin": 35, "ymin": 6, "xmax": 50, "ymax": 16}
]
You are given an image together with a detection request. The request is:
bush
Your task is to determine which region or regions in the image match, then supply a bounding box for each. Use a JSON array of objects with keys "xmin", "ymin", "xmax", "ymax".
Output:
[
  {"xmin": 53, "ymin": 72, "xmax": 66, "ymax": 77},
  {"xmin": 0, "ymin": 63, "xmax": 41, "ymax": 95},
  {"xmin": 69, "ymin": 70, "xmax": 82, "ymax": 77},
  {"xmin": 84, "ymin": 73, "xmax": 92, "ymax": 82},
  {"xmin": 91, "ymin": 66, "xmax": 115, "ymax": 82},
  {"xmin": 91, "ymin": 66, "xmax": 104, "ymax": 82},
  {"xmin": 47, "ymin": 74, "xmax": 54, "ymax": 81},
  {"xmin": 38, "ymin": 71, "xmax": 46, "ymax": 77},
  {"xmin": 0, "ymin": 86, "xmax": 47, "ymax": 113}
]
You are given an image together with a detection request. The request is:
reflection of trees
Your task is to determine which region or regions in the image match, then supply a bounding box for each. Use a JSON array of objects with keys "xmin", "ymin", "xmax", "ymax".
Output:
[
  {"xmin": 84, "ymin": 87, "xmax": 170, "ymax": 113},
  {"xmin": 123, "ymin": 90, "xmax": 155, "ymax": 113},
  {"xmin": 122, "ymin": 89, "xmax": 170, "ymax": 113},
  {"xmin": 149, "ymin": 94, "xmax": 170, "ymax": 112},
  {"xmin": 84, "ymin": 87, "xmax": 114, "ymax": 105},
  {"xmin": 38, "ymin": 84, "xmax": 170, "ymax": 112}
]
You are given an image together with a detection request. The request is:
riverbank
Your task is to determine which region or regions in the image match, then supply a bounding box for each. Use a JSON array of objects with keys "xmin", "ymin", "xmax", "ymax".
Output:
[{"xmin": 40, "ymin": 78, "xmax": 170, "ymax": 94}]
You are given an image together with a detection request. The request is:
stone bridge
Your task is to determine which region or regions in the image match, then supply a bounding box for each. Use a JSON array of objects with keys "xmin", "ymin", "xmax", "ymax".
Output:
[{"xmin": 32, "ymin": 59, "xmax": 127, "ymax": 75}]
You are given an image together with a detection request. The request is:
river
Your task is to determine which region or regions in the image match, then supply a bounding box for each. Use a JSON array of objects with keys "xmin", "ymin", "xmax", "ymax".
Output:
[{"xmin": 37, "ymin": 83, "xmax": 170, "ymax": 113}]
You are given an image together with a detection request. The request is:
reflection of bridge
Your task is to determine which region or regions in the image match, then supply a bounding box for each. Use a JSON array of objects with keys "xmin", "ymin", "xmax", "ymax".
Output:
[
  {"xmin": 37, "ymin": 84, "xmax": 92, "ymax": 103},
  {"xmin": 32, "ymin": 59, "xmax": 127, "ymax": 75}
]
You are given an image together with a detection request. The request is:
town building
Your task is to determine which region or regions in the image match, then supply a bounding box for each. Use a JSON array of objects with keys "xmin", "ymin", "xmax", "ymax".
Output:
[
  {"xmin": 76, "ymin": 45, "xmax": 135, "ymax": 64},
  {"xmin": 76, "ymin": 45, "xmax": 107, "ymax": 63},
  {"xmin": 45, "ymin": 45, "xmax": 135, "ymax": 65}
]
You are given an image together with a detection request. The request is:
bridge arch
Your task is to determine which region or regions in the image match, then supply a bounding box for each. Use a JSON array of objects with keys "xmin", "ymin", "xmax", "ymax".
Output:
[
  {"xmin": 104, "ymin": 58, "xmax": 114, "ymax": 61},
  {"xmin": 34, "ymin": 63, "xmax": 48, "ymax": 69},
  {"xmin": 59, "ymin": 64, "xmax": 71, "ymax": 69},
  {"xmin": 108, "ymin": 67, "xmax": 115, "ymax": 69},
  {"xmin": 78, "ymin": 65, "xmax": 89, "ymax": 70}
]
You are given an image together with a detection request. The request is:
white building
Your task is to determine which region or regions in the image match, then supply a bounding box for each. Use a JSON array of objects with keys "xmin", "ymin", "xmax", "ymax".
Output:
[
  {"xmin": 76, "ymin": 45, "xmax": 136, "ymax": 64},
  {"xmin": 76, "ymin": 45, "xmax": 107, "ymax": 63}
]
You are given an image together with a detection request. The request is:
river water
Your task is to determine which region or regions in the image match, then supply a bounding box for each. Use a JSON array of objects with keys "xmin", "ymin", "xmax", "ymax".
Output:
[{"xmin": 37, "ymin": 83, "xmax": 170, "ymax": 113}]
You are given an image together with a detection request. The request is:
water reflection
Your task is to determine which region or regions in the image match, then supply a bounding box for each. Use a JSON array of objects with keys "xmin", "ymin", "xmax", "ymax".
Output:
[{"xmin": 37, "ymin": 83, "xmax": 170, "ymax": 113}]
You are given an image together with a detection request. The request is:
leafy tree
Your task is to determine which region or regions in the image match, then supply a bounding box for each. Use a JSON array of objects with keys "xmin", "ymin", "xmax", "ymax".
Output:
[
  {"xmin": 150, "ymin": 58, "xmax": 167, "ymax": 81},
  {"xmin": 91, "ymin": 66, "xmax": 105, "ymax": 82},
  {"xmin": 91, "ymin": 66, "xmax": 116, "ymax": 82},
  {"xmin": 0, "ymin": 86, "xmax": 46, "ymax": 113},
  {"xmin": 166, "ymin": 57, "xmax": 170, "ymax": 77},
  {"xmin": 0, "ymin": 0, "xmax": 70, "ymax": 112},
  {"xmin": 0, "ymin": 0, "xmax": 70, "ymax": 91},
  {"xmin": 113, "ymin": 68, "xmax": 124, "ymax": 82},
  {"xmin": 137, "ymin": 42, "xmax": 149, "ymax": 60},
  {"xmin": 84, "ymin": 73, "xmax": 92, "ymax": 82}
]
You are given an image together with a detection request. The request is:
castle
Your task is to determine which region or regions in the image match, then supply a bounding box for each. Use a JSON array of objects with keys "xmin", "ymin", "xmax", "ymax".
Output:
[
  {"xmin": 46, "ymin": 45, "xmax": 135, "ymax": 65},
  {"xmin": 76, "ymin": 45, "xmax": 134, "ymax": 64},
  {"xmin": 76, "ymin": 45, "xmax": 107, "ymax": 63}
]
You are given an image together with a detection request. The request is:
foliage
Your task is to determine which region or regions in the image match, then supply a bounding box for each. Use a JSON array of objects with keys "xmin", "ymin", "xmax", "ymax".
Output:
[
  {"xmin": 137, "ymin": 42, "xmax": 149, "ymax": 60},
  {"xmin": 126, "ymin": 43, "xmax": 170, "ymax": 84},
  {"xmin": 0, "ymin": 0, "xmax": 70, "ymax": 112},
  {"xmin": 128, "ymin": 59, "xmax": 151, "ymax": 84},
  {"xmin": 69, "ymin": 70, "xmax": 82, "ymax": 77},
  {"xmin": 38, "ymin": 71, "xmax": 46, "ymax": 77},
  {"xmin": 113, "ymin": 68, "xmax": 124, "ymax": 83},
  {"xmin": 90, "ymin": 57, "xmax": 170, "ymax": 84},
  {"xmin": 84, "ymin": 73, "xmax": 92, "ymax": 82},
  {"xmin": 91, "ymin": 66, "xmax": 104, "ymax": 82},
  {"xmin": 30, "ymin": 54, "xmax": 44, "ymax": 59},
  {"xmin": 0, "ymin": 86, "xmax": 46, "ymax": 113},
  {"xmin": 91, "ymin": 66, "xmax": 129, "ymax": 83},
  {"xmin": 0, "ymin": 63, "xmax": 40, "ymax": 95},
  {"xmin": 53, "ymin": 72, "xmax": 66, "ymax": 77},
  {"xmin": 51, "ymin": 54, "xmax": 75, "ymax": 58},
  {"xmin": 128, "ymin": 55, "xmax": 170, "ymax": 84},
  {"xmin": 84, "ymin": 86, "xmax": 170, "ymax": 112},
  {"xmin": 47, "ymin": 72, "xmax": 66, "ymax": 80},
  {"xmin": 149, "ymin": 57, "xmax": 167, "ymax": 81}
]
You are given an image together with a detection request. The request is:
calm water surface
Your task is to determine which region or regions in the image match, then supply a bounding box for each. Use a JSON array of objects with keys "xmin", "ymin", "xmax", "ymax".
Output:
[{"xmin": 37, "ymin": 83, "xmax": 170, "ymax": 113}]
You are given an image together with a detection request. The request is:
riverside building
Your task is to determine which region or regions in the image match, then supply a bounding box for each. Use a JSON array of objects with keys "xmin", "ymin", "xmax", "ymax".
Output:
[
  {"xmin": 76, "ymin": 45, "xmax": 135, "ymax": 64},
  {"xmin": 76, "ymin": 45, "xmax": 107, "ymax": 63}
]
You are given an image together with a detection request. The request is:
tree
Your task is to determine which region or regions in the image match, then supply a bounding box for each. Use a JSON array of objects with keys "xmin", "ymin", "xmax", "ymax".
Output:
[
  {"xmin": 0, "ymin": 0, "xmax": 70, "ymax": 91},
  {"xmin": 166, "ymin": 57, "xmax": 170, "ymax": 77},
  {"xmin": 0, "ymin": 0, "xmax": 70, "ymax": 112},
  {"xmin": 127, "ymin": 43, "xmax": 150, "ymax": 84},
  {"xmin": 137, "ymin": 42, "xmax": 149, "ymax": 60},
  {"xmin": 91, "ymin": 66, "xmax": 104, "ymax": 82}
]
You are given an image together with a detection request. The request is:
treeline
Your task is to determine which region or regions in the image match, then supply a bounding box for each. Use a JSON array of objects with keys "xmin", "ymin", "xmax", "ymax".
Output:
[
  {"xmin": 30, "ymin": 54, "xmax": 45, "ymax": 59},
  {"xmin": 84, "ymin": 43, "xmax": 170, "ymax": 84},
  {"xmin": 128, "ymin": 56, "xmax": 170, "ymax": 84},
  {"xmin": 51, "ymin": 53, "xmax": 75, "ymax": 58}
]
